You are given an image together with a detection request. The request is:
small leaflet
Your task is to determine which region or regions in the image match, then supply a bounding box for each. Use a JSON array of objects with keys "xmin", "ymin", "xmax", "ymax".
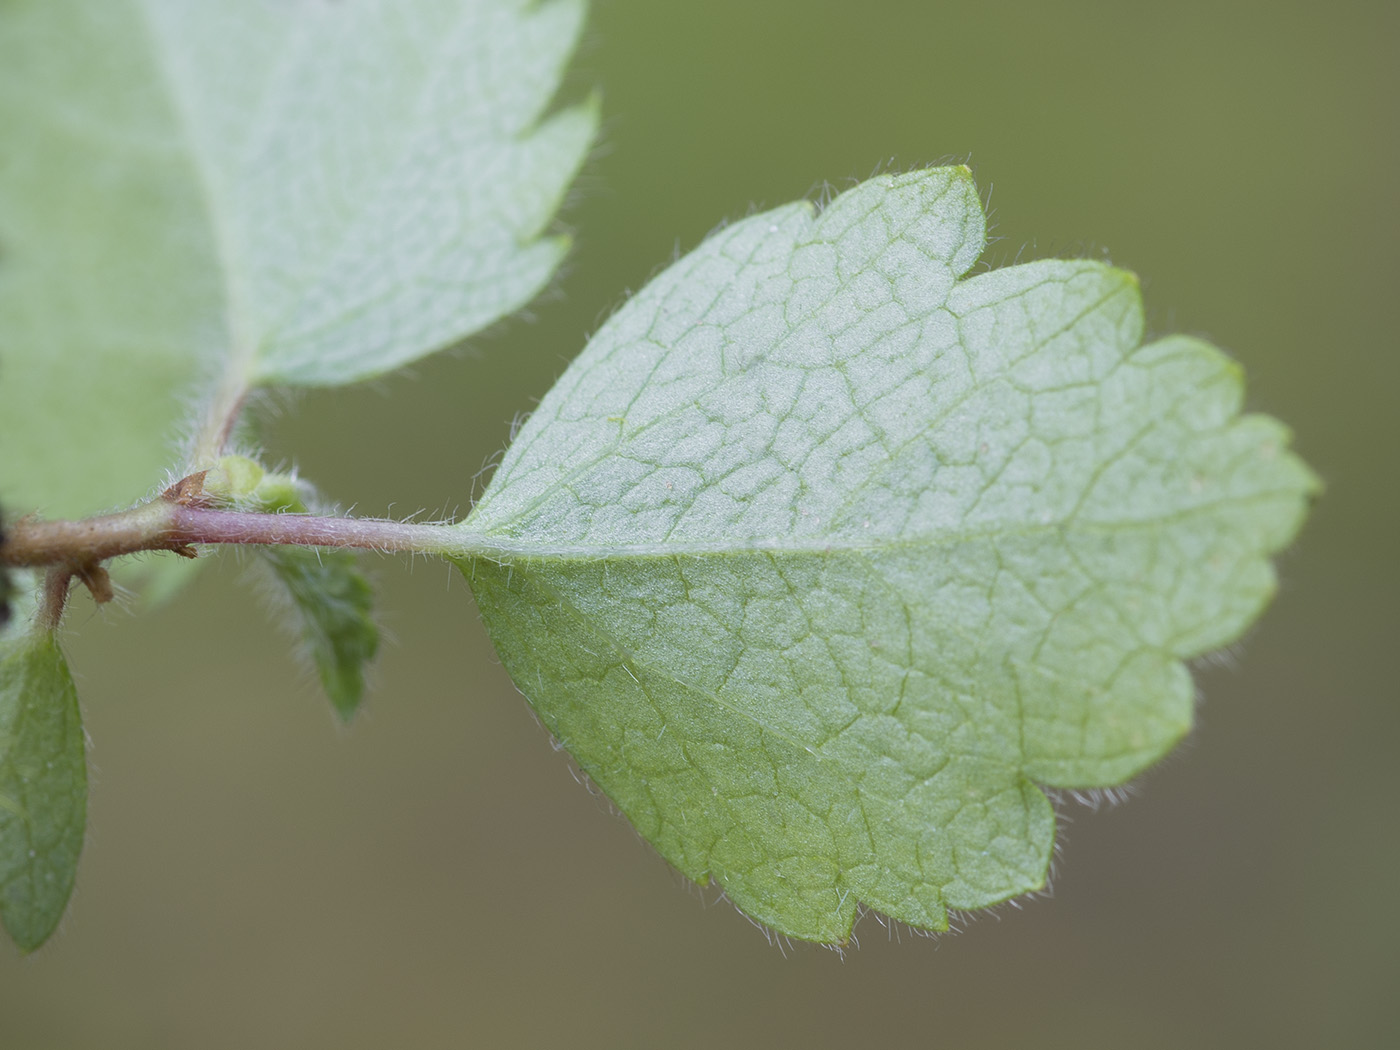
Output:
[
  {"xmin": 0, "ymin": 630, "xmax": 86, "ymax": 952},
  {"xmin": 205, "ymin": 456, "xmax": 380, "ymax": 722},
  {"xmin": 259, "ymin": 545, "xmax": 379, "ymax": 723}
]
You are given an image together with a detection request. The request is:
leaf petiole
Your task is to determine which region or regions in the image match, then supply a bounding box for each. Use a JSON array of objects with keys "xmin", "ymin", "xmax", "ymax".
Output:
[
  {"xmin": 2, "ymin": 502, "xmax": 466, "ymax": 571},
  {"xmin": 0, "ymin": 477, "xmax": 475, "ymax": 631}
]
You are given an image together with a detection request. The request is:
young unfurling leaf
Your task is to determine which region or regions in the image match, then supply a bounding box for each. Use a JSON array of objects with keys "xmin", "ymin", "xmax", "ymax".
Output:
[
  {"xmin": 258, "ymin": 546, "xmax": 379, "ymax": 723},
  {"xmin": 457, "ymin": 168, "xmax": 1317, "ymax": 942},
  {"xmin": 206, "ymin": 457, "xmax": 379, "ymax": 721}
]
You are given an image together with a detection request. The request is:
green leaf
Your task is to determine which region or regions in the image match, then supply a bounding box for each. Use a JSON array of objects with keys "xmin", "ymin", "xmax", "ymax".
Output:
[
  {"xmin": 0, "ymin": 1, "xmax": 216, "ymax": 520},
  {"xmin": 0, "ymin": 570, "xmax": 38, "ymax": 650},
  {"xmin": 0, "ymin": 630, "xmax": 86, "ymax": 953},
  {"xmin": 259, "ymin": 545, "xmax": 380, "ymax": 723},
  {"xmin": 0, "ymin": 0, "xmax": 595, "ymax": 520},
  {"xmin": 457, "ymin": 168, "xmax": 1317, "ymax": 942},
  {"xmin": 207, "ymin": 457, "xmax": 379, "ymax": 721},
  {"xmin": 137, "ymin": 0, "xmax": 597, "ymax": 389}
]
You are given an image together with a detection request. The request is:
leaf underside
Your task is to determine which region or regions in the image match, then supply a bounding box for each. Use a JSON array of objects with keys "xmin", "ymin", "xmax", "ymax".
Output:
[
  {"xmin": 0, "ymin": 0, "xmax": 596, "ymax": 520},
  {"xmin": 0, "ymin": 633, "xmax": 86, "ymax": 953},
  {"xmin": 459, "ymin": 168, "xmax": 1316, "ymax": 943},
  {"xmin": 258, "ymin": 544, "xmax": 379, "ymax": 722}
]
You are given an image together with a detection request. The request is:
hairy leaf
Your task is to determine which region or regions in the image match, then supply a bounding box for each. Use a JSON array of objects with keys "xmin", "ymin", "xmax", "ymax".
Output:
[
  {"xmin": 259, "ymin": 546, "xmax": 379, "ymax": 722},
  {"xmin": 0, "ymin": 631, "xmax": 86, "ymax": 952},
  {"xmin": 0, "ymin": 0, "xmax": 595, "ymax": 521},
  {"xmin": 206, "ymin": 457, "xmax": 379, "ymax": 721},
  {"xmin": 458, "ymin": 168, "xmax": 1317, "ymax": 942}
]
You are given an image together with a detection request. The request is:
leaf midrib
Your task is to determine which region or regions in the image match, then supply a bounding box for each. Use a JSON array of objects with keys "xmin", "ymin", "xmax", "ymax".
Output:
[{"xmin": 455, "ymin": 486, "xmax": 1299, "ymax": 563}]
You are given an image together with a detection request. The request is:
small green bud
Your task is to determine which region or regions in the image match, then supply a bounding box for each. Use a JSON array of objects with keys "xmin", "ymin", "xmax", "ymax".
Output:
[
  {"xmin": 203, "ymin": 456, "xmax": 307, "ymax": 513},
  {"xmin": 203, "ymin": 455, "xmax": 265, "ymax": 503},
  {"xmin": 251, "ymin": 473, "xmax": 306, "ymax": 514}
]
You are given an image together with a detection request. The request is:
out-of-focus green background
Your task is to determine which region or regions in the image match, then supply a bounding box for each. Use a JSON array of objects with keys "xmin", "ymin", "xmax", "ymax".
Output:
[{"xmin": 4, "ymin": 0, "xmax": 1396, "ymax": 1046}]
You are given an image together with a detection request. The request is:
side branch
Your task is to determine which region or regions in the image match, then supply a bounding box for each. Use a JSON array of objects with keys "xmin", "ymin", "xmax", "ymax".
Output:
[
  {"xmin": 1, "ymin": 503, "xmax": 460, "ymax": 572},
  {"xmin": 0, "ymin": 467, "xmax": 476, "ymax": 630}
]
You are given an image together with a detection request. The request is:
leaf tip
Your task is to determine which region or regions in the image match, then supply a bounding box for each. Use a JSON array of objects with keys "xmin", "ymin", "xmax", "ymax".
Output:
[
  {"xmin": 8, "ymin": 912, "xmax": 61, "ymax": 955},
  {"xmin": 326, "ymin": 682, "xmax": 366, "ymax": 725}
]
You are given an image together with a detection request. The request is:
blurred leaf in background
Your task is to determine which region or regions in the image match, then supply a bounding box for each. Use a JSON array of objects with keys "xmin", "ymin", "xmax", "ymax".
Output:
[{"xmin": 0, "ymin": 0, "xmax": 595, "ymax": 520}]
